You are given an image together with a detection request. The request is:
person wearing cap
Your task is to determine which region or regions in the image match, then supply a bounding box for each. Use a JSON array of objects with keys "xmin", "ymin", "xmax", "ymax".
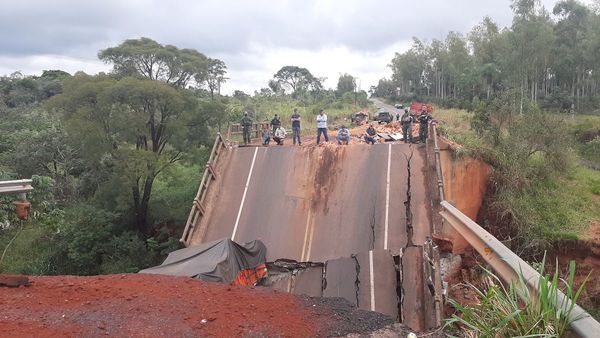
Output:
[
  {"xmin": 364, "ymin": 123, "xmax": 378, "ymax": 145},
  {"xmin": 240, "ymin": 111, "xmax": 252, "ymax": 146},
  {"xmin": 316, "ymin": 109, "xmax": 329, "ymax": 144},
  {"xmin": 418, "ymin": 107, "xmax": 432, "ymax": 143},
  {"xmin": 270, "ymin": 114, "xmax": 281, "ymax": 135},
  {"xmin": 336, "ymin": 125, "xmax": 350, "ymax": 145},
  {"xmin": 401, "ymin": 109, "xmax": 414, "ymax": 143}
]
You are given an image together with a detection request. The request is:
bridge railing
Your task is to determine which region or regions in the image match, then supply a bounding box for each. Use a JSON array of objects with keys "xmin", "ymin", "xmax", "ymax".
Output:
[
  {"xmin": 431, "ymin": 123, "xmax": 600, "ymax": 337},
  {"xmin": 227, "ymin": 122, "xmax": 271, "ymax": 144},
  {"xmin": 180, "ymin": 132, "xmax": 227, "ymax": 246}
]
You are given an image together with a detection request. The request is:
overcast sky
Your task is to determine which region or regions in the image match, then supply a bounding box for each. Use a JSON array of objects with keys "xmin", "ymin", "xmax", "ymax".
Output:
[{"xmin": 0, "ymin": 0, "xmax": 592, "ymax": 94}]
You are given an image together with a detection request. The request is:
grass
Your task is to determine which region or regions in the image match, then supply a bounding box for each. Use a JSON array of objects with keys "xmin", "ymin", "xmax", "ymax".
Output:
[
  {"xmin": 446, "ymin": 259, "xmax": 590, "ymax": 337},
  {"xmin": 505, "ymin": 168, "xmax": 600, "ymax": 246},
  {"xmin": 433, "ymin": 106, "xmax": 600, "ymax": 245},
  {"xmin": 0, "ymin": 220, "xmax": 56, "ymax": 275}
]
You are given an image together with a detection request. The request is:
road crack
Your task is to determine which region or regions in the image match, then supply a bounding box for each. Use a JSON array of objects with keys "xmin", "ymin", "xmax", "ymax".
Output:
[
  {"xmin": 404, "ymin": 147, "xmax": 415, "ymax": 248},
  {"xmin": 351, "ymin": 254, "xmax": 361, "ymax": 308}
]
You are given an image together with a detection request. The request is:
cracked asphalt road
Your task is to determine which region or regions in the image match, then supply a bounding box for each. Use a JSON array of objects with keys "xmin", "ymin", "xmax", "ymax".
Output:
[{"xmin": 188, "ymin": 100, "xmax": 433, "ymax": 330}]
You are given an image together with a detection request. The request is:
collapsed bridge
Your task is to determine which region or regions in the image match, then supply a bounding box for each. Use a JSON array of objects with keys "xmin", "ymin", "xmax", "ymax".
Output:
[{"xmin": 180, "ymin": 137, "xmax": 442, "ymax": 331}]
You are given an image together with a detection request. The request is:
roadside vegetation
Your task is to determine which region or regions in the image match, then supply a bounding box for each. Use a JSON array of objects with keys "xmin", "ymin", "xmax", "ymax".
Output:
[
  {"xmin": 447, "ymin": 261, "xmax": 589, "ymax": 337},
  {"xmin": 373, "ymin": 0, "xmax": 600, "ymax": 256},
  {"xmin": 0, "ymin": 40, "xmax": 369, "ymax": 275},
  {"xmin": 372, "ymin": 0, "xmax": 600, "ymax": 329}
]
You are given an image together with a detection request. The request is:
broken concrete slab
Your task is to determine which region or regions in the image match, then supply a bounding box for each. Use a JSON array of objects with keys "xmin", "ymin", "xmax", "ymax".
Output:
[
  {"xmin": 323, "ymin": 256, "xmax": 359, "ymax": 307},
  {"xmin": 401, "ymin": 246, "xmax": 425, "ymax": 332}
]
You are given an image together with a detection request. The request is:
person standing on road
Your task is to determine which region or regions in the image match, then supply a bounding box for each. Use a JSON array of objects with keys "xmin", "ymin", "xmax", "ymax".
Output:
[
  {"xmin": 291, "ymin": 108, "xmax": 302, "ymax": 145},
  {"xmin": 240, "ymin": 111, "xmax": 252, "ymax": 146},
  {"xmin": 364, "ymin": 123, "xmax": 377, "ymax": 145},
  {"xmin": 273, "ymin": 125, "xmax": 287, "ymax": 145},
  {"xmin": 270, "ymin": 114, "xmax": 281, "ymax": 135},
  {"xmin": 401, "ymin": 109, "xmax": 414, "ymax": 144},
  {"xmin": 316, "ymin": 109, "xmax": 329, "ymax": 144},
  {"xmin": 336, "ymin": 125, "xmax": 350, "ymax": 145},
  {"xmin": 418, "ymin": 107, "xmax": 432, "ymax": 143}
]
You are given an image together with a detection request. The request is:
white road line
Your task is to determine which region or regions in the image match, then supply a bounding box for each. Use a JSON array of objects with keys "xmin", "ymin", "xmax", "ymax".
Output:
[
  {"xmin": 300, "ymin": 209, "xmax": 312, "ymax": 261},
  {"xmin": 306, "ymin": 213, "xmax": 316, "ymax": 261},
  {"xmin": 231, "ymin": 147, "xmax": 259, "ymax": 241},
  {"xmin": 369, "ymin": 250, "xmax": 376, "ymax": 311},
  {"xmin": 384, "ymin": 143, "xmax": 392, "ymax": 250}
]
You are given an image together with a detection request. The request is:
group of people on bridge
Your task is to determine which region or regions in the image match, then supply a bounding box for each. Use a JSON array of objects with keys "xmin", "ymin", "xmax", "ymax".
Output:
[{"xmin": 239, "ymin": 105, "xmax": 433, "ymax": 146}]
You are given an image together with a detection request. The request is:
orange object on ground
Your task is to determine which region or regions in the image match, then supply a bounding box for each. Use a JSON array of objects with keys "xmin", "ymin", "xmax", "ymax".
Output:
[{"xmin": 231, "ymin": 263, "xmax": 268, "ymax": 286}]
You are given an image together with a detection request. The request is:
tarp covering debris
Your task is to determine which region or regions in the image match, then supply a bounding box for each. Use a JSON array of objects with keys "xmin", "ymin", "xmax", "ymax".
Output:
[{"xmin": 139, "ymin": 238, "xmax": 267, "ymax": 284}]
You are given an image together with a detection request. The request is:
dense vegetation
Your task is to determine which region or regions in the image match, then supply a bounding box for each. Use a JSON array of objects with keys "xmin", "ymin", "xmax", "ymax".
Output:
[
  {"xmin": 0, "ymin": 38, "xmax": 368, "ymax": 275},
  {"xmin": 375, "ymin": 0, "xmax": 600, "ymax": 113},
  {"xmin": 373, "ymin": 0, "xmax": 600, "ymax": 256}
]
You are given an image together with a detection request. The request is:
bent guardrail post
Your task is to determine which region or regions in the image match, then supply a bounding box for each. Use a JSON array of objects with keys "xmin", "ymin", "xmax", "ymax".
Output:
[{"xmin": 440, "ymin": 200, "xmax": 600, "ymax": 337}]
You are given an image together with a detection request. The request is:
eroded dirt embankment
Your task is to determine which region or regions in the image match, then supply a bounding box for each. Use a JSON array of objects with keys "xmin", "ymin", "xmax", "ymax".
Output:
[{"xmin": 435, "ymin": 138, "xmax": 491, "ymax": 254}]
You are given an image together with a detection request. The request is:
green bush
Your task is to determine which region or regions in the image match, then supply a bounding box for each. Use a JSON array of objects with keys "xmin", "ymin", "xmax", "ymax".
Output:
[{"xmin": 446, "ymin": 260, "xmax": 589, "ymax": 337}]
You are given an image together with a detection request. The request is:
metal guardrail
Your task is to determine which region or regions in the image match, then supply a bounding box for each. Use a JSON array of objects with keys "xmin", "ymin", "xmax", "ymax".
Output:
[
  {"xmin": 440, "ymin": 202, "xmax": 600, "ymax": 337},
  {"xmin": 431, "ymin": 124, "xmax": 445, "ymax": 201},
  {"xmin": 180, "ymin": 133, "xmax": 227, "ymax": 246},
  {"xmin": 430, "ymin": 123, "xmax": 600, "ymax": 336},
  {"xmin": 0, "ymin": 179, "xmax": 33, "ymax": 197}
]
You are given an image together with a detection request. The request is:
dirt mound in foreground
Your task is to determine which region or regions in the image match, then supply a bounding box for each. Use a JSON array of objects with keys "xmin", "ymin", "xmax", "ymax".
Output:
[{"xmin": 0, "ymin": 274, "xmax": 404, "ymax": 338}]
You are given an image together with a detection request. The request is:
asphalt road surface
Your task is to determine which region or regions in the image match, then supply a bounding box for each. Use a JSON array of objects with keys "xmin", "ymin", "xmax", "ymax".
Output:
[
  {"xmin": 187, "ymin": 134, "xmax": 434, "ymax": 329},
  {"xmin": 191, "ymin": 144, "xmax": 430, "ymax": 261}
]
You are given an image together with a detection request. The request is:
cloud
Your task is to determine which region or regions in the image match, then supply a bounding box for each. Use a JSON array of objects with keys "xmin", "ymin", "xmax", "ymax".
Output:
[{"xmin": 0, "ymin": 0, "xmax": 591, "ymax": 93}]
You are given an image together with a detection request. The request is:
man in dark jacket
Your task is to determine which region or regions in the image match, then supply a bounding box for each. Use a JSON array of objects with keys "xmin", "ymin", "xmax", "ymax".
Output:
[
  {"xmin": 364, "ymin": 124, "xmax": 377, "ymax": 145},
  {"xmin": 418, "ymin": 108, "xmax": 432, "ymax": 143},
  {"xmin": 270, "ymin": 114, "xmax": 281, "ymax": 135},
  {"xmin": 241, "ymin": 112, "xmax": 252, "ymax": 145}
]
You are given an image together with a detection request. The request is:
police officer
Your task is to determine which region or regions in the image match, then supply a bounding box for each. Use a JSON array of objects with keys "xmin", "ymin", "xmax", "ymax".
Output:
[
  {"xmin": 418, "ymin": 107, "xmax": 432, "ymax": 143},
  {"xmin": 270, "ymin": 114, "xmax": 281, "ymax": 135},
  {"xmin": 400, "ymin": 109, "xmax": 414, "ymax": 143},
  {"xmin": 240, "ymin": 111, "xmax": 252, "ymax": 145}
]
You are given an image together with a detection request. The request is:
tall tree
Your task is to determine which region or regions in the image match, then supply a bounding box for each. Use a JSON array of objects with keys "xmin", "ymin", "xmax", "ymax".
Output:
[
  {"xmin": 98, "ymin": 37, "xmax": 210, "ymax": 88},
  {"xmin": 336, "ymin": 73, "xmax": 356, "ymax": 94},
  {"xmin": 273, "ymin": 66, "xmax": 321, "ymax": 96},
  {"xmin": 203, "ymin": 58, "xmax": 227, "ymax": 99},
  {"xmin": 48, "ymin": 74, "xmax": 199, "ymax": 232}
]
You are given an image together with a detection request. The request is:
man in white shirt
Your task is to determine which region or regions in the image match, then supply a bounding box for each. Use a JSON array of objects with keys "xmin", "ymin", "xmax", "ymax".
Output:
[
  {"xmin": 316, "ymin": 109, "xmax": 329, "ymax": 144},
  {"xmin": 273, "ymin": 125, "xmax": 287, "ymax": 145}
]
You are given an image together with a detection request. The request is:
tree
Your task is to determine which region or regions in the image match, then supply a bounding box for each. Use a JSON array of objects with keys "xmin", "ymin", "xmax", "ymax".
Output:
[
  {"xmin": 203, "ymin": 58, "xmax": 227, "ymax": 99},
  {"xmin": 272, "ymin": 66, "xmax": 322, "ymax": 96},
  {"xmin": 98, "ymin": 37, "xmax": 210, "ymax": 89},
  {"xmin": 48, "ymin": 74, "xmax": 200, "ymax": 232},
  {"xmin": 336, "ymin": 73, "xmax": 356, "ymax": 95}
]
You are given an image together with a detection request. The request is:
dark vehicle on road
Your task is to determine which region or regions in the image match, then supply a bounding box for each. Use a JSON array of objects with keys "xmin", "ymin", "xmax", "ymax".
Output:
[{"xmin": 374, "ymin": 111, "xmax": 393, "ymax": 124}]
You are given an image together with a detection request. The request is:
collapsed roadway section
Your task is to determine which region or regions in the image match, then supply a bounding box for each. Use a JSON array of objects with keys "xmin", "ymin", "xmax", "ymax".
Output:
[{"xmin": 182, "ymin": 142, "xmax": 441, "ymax": 332}]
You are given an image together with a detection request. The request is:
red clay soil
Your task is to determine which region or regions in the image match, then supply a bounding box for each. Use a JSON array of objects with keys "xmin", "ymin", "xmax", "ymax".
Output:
[{"xmin": 0, "ymin": 274, "xmax": 323, "ymax": 338}]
